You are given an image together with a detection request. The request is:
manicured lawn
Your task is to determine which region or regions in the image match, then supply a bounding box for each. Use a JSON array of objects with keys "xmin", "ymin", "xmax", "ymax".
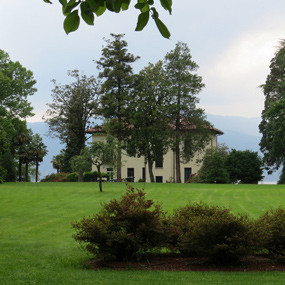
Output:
[{"xmin": 1, "ymin": 182, "xmax": 285, "ymax": 284}]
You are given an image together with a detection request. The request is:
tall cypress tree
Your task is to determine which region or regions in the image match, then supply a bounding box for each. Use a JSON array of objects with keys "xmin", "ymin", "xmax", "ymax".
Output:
[
  {"xmin": 96, "ymin": 34, "xmax": 139, "ymax": 182},
  {"xmin": 164, "ymin": 42, "xmax": 210, "ymax": 183}
]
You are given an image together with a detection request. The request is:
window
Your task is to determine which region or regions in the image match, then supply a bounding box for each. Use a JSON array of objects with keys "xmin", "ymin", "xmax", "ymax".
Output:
[
  {"xmin": 142, "ymin": 167, "xmax": 146, "ymax": 181},
  {"xmin": 155, "ymin": 151, "xmax": 163, "ymax": 168},
  {"xmin": 184, "ymin": 138, "xmax": 191, "ymax": 155},
  {"xmin": 184, "ymin": 168, "xmax": 192, "ymax": 183},
  {"xmin": 155, "ymin": 176, "xmax": 163, "ymax": 183},
  {"xmin": 127, "ymin": 168, "xmax": 134, "ymax": 182}
]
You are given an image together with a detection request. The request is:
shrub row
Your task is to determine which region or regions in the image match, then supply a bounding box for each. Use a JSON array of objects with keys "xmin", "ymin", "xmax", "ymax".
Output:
[
  {"xmin": 40, "ymin": 171, "xmax": 109, "ymax": 182},
  {"xmin": 72, "ymin": 185, "xmax": 285, "ymax": 265}
]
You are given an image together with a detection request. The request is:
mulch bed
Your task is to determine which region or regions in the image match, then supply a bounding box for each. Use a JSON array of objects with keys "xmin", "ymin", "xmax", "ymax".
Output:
[{"xmin": 86, "ymin": 254, "xmax": 285, "ymax": 272}]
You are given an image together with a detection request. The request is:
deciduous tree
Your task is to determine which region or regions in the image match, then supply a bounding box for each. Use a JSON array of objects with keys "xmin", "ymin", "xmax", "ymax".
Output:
[
  {"xmin": 0, "ymin": 50, "xmax": 37, "ymax": 182},
  {"xmin": 259, "ymin": 40, "xmax": 285, "ymax": 182},
  {"xmin": 0, "ymin": 49, "xmax": 36, "ymax": 119},
  {"xmin": 70, "ymin": 151, "xmax": 92, "ymax": 182},
  {"xmin": 44, "ymin": 70, "xmax": 100, "ymax": 172},
  {"xmin": 86, "ymin": 138, "xmax": 117, "ymax": 192},
  {"xmin": 225, "ymin": 149, "xmax": 264, "ymax": 184},
  {"xmin": 195, "ymin": 144, "xmax": 229, "ymax": 184}
]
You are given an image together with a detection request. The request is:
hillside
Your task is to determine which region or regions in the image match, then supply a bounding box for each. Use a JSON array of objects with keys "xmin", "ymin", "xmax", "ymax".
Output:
[{"xmin": 27, "ymin": 115, "xmax": 279, "ymax": 182}]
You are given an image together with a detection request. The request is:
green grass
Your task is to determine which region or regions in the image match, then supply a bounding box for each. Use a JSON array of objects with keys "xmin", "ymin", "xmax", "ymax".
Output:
[{"xmin": 1, "ymin": 182, "xmax": 285, "ymax": 284}]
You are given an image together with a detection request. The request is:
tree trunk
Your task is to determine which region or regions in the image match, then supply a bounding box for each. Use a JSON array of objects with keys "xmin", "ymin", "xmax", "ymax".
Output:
[
  {"xmin": 18, "ymin": 158, "xmax": 22, "ymax": 182},
  {"xmin": 175, "ymin": 144, "xmax": 181, "ymax": 183},
  {"xmin": 35, "ymin": 160, "xmax": 39, "ymax": 183},
  {"xmin": 78, "ymin": 171, "xmax": 83, "ymax": 182},
  {"xmin": 25, "ymin": 162, "xmax": 29, "ymax": 182},
  {"xmin": 116, "ymin": 146, "xmax": 122, "ymax": 182},
  {"xmin": 97, "ymin": 165, "xmax": 103, "ymax": 192},
  {"xmin": 147, "ymin": 152, "xmax": 155, "ymax": 182}
]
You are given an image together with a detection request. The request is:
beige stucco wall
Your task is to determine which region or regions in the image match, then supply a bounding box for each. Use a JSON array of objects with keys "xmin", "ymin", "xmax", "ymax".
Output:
[{"xmin": 92, "ymin": 132, "xmax": 218, "ymax": 183}]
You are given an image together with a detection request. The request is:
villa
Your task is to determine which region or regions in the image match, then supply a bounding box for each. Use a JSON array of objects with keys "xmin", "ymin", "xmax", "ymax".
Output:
[{"xmin": 86, "ymin": 125, "xmax": 223, "ymax": 183}]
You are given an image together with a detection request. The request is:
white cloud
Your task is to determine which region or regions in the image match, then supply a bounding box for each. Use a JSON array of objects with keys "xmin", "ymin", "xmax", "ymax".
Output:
[{"xmin": 199, "ymin": 12, "xmax": 285, "ymax": 117}]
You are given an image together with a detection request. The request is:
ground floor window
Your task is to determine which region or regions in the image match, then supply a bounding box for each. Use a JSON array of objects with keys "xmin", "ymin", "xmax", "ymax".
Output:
[
  {"xmin": 142, "ymin": 167, "xmax": 146, "ymax": 181},
  {"xmin": 127, "ymin": 168, "xmax": 134, "ymax": 182},
  {"xmin": 155, "ymin": 176, "xmax": 163, "ymax": 183},
  {"xmin": 184, "ymin": 167, "xmax": 192, "ymax": 183}
]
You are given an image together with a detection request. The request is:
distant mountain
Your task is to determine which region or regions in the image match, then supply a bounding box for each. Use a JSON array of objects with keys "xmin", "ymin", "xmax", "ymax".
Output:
[
  {"xmin": 27, "ymin": 115, "xmax": 279, "ymax": 183},
  {"xmin": 207, "ymin": 114, "xmax": 262, "ymax": 151}
]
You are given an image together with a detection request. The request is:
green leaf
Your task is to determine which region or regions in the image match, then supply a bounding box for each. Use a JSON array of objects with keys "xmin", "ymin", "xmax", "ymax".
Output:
[
  {"xmin": 43, "ymin": 0, "xmax": 52, "ymax": 4},
  {"xmin": 58, "ymin": 0, "xmax": 67, "ymax": 6},
  {"xmin": 136, "ymin": 1, "xmax": 149, "ymax": 13},
  {"xmin": 63, "ymin": 0, "xmax": 80, "ymax": 15},
  {"xmin": 160, "ymin": 0, "xmax": 172, "ymax": 14},
  {"xmin": 121, "ymin": 0, "xmax": 131, "ymax": 11},
  {"xmin": 154, "ymin": 17, "xmax": 170, "ymax": 39},
  {"xmin": 135, "ymin": 3, "xmax": 146, "ymax": 9},
  {"xmin": 94, "ymin": 3, "xmax": 107, "ymax": 16},
  {"xmin": 64, "ymin": 10, "xmax": 80, "ymax": 34},
  {"xmin": 85, "ymin": 0, "xmax": 106, "ymax": 16},
  {"xmin": 81, "ymin": 2, "xmax": 95, "ymax": 25},
  {"xmin": 106, "ymin": 0, "xmax": 121, "ymax": 13},
  {"xmin": 135, "ymin": 11, "xmax": 149, "ymax": 31}
]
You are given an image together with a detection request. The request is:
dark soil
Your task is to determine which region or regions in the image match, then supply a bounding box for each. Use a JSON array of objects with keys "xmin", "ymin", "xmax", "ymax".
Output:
[{"xmin": 87, "ymin": 254, "xmax": 285, "ymax": 272}]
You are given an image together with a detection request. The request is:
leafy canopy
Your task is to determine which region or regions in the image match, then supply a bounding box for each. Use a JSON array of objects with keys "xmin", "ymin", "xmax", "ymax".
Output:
[
  {"xmin": 44, "ymin": 0, "xmax": 172, "ymax": 38},
  {"xmin": 259, "ymin": 39, "xmax": 285, "ymax": 176}
]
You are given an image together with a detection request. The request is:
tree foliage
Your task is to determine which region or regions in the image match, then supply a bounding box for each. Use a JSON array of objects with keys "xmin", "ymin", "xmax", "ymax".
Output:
[
  {"xmin": 70, "ymin": 151, "xmax": 92, "ymax": 181},
  {"xmin": 44, "ymin": 70, "xmax": 101, "ymax": 172},
  {"xmin": 0, "ymin": 49, "xmax": 36, "ymax": 119},
  {"xmin": 127, "ymin": 61, "xmax": 170, "ymax": 182},
  {"xmin": 194, "ymin": 144, "xmax": 229, "ymax": 184},
  {"xmin": 195, "ymin": 146, "xmax": 264, "ymax": 184},
  {"xmin": 225, "ymin": 149, "xmax": 264, "ymax": 184},
  {"xmin": 259, "ymin": 40, "xmax": 285, "ymax": 179},
  {"xmin": 96, "ymin": 33, "xmax": 139, "ymax": 182},
  {"xmin": 44, "ymin": 0, "xmax": 172, "ymax": 38},
  {"xmin": 163, "ymin": 42, "xmax": 210, "ymax": 183},
  {"xmin": 81, "ymin": 137, "xmax": 117, "ymax": 191}
]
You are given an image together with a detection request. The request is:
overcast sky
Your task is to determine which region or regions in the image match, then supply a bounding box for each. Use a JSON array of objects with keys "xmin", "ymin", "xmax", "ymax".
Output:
[{"xmin": 1, "ymin": 1, "xmax": 285, "ymax": 122}]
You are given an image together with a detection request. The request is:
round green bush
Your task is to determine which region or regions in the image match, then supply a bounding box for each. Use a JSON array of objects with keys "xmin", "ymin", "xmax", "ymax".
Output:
[
  {"xmin": 72, "ymin": 184, "xmax": 167, "ymax": 261},
  {"xmin": 66, "ymin": 172, "xmax": 78, "ymax": 182},
  {"xmin": 167, "ymin": 202, "xmax": 254, "ymax": 265},
  {"xmin": 255, "ymin": 207, "xmax": 285, "ymax": 258}
]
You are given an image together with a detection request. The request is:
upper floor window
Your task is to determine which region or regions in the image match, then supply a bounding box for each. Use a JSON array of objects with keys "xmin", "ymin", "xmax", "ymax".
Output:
[{"xmin": 155, "ymin": 151, "xmax": 163, "ymax": 168}]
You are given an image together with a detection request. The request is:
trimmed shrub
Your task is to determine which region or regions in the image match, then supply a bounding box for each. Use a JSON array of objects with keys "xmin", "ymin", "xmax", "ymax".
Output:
[
  {"xmin": 83, "ymin": 171, "xmax": 98, "ymax": 182},
  {"xmin": 255, "ymin": 207, "xmax": 285, "ymax": 258},
  {"xmin": 167, "ymin": 202, "xmax": 254, "ymax": 265},
  {"xmin": 66, "ymin": 172, "xmax": 78, "ymax": 182},
  {"xmin": 72, "ymin": 184, "xmax": 167, "ymax": 261}
]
